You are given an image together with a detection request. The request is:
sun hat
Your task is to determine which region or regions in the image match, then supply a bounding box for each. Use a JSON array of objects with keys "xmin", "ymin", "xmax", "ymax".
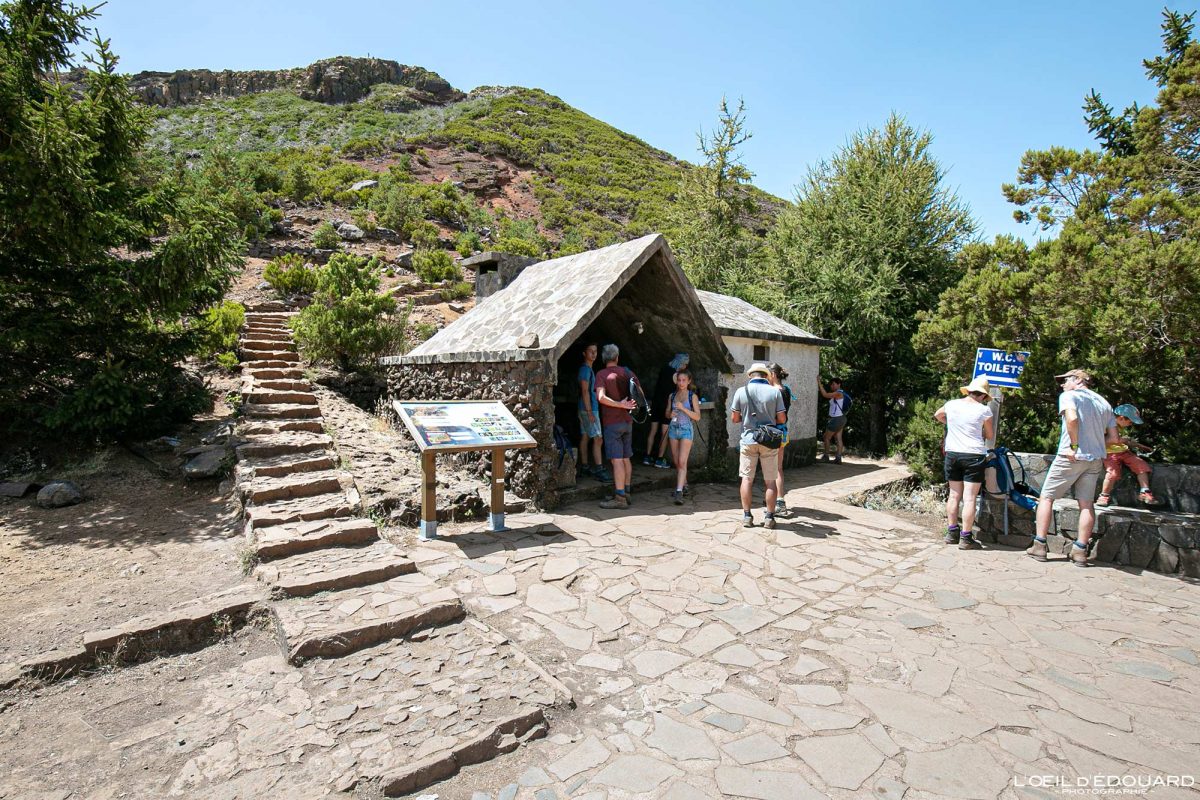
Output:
[
  {"xmin": 746, "ymin": 362, "xmax": 771, "ymax": 378},
  {"xmin": 1113, "ymin": 403, "xmax": 1143, "ymax": 424},
  {"xmin": 960, "ymin": 376, "xmax": 991, "ymax": 396}
]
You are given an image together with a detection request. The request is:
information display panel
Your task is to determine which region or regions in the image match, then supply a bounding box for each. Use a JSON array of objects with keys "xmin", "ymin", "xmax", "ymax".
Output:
[{"xmin": 393, "ymin": 400, "xmax": 537, "ymax": 453}]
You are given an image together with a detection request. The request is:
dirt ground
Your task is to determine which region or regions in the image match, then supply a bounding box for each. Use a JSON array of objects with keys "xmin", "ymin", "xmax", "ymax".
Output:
[{"xmin": 0, "ymin": 383, "xmax": 249, "ymax": 665}]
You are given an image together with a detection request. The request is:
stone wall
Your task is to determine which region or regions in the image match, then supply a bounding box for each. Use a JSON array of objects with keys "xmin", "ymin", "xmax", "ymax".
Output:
[
  {"xmin": 386, "ymin": 359, "xmax": 558, "ymax": 508},
  {"xmin": 977, "ymin": 451, "xmax": 1200, "ymax": 578}
]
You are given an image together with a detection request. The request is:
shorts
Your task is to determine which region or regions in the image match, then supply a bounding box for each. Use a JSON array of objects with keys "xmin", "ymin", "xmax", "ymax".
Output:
[
  {"xmin": 667, "ymin": 421, "xmax": 693, "ymax": 441},
  {"xmin": 578, "ymin": 407, "xmax": 601, "ymax": 438},
  {"xmin": 825, "ymin": 415, "xmax": 847, "ymax": 433},
  {"xmin": 652, "ymin": 398, "xmax": 672, "ymax": 425},
  {"xmin": 944, "ymin": 451, "xmax": 988, "ymax": 483},
  {"xmin": 602, "ymin": 422, "xmax": 633, "ymax": 460},
  {"xmin": 1104, "ymin": 450, "xmax": 1151, "ymax": 478},
  {"xmin": 1040, "ymin": 455, "xmax": 1104, "ymax": 502},
  {"xmin": 738, "ymin": 443, "xmax": 780, "ymax": 482}
]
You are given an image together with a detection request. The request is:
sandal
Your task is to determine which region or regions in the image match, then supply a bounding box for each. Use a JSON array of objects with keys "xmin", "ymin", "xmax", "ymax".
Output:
[
  {"xmin": 1138, "ymin": 489, "xmax": 1158, "ymax": 505},
  {"xmin": 1095, "ymin": 493, "xmax": 1112, "ymax": 507}
]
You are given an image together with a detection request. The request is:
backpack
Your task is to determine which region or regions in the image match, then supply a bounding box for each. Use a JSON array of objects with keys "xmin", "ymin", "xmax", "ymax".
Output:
[
  {"xmin": 626, "ymin": 367, "xmax": 649, "ymax": 423},
  {"xmin": 552, "ymin": 424, "xmax": 574, "ymax": 468},
  {"xmin": 983, "ymin": 446, "xmax": 1039, "ymax": 511},
  {"xmin": 835, "ymin": 389, "xmax": 852, "ymax": 416}
]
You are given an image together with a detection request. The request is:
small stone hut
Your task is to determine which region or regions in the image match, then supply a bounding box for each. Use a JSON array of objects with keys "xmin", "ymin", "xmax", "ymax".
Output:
[
  {"xmin": 697, "ymin": 291, "xmax": 834, "ymax": 466},
  {"xmin": 383, "ymin": 234, "xmax": 735, "ymax": 508}
]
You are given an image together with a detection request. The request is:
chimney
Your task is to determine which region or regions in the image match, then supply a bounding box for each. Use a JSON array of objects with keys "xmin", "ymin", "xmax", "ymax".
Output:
[{"xmin": 462, "ymin": 251, "xmax": 540, "ymax": 299}]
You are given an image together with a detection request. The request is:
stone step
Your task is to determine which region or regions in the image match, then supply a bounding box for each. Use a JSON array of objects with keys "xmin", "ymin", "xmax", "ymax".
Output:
[
  {"xmin": 240, "ymin": 329, "xmax": 292, "ymax": 341},
  {"xmin": 245, "ymin": 379, "xmax": 312, "ymax": 392},
  {"xmin": 238, "ymin": 451, "xmax": 338, "ymax": 480},
  {"xmin": 245, "ymin": 488, "xmax": 357, "ymax": 529},
  {"xmin": 240, "ymin": 419, "xmax": 325, "ymax": 436},
  {"xmin": 243, "ymin": 402, "xmax": 322, "ymax": 420},
  {"xmin": 252, "ymin": 517, "xmax": 379, "ymax": 561},
  {"xmin": 242, "ymin": 358, "xmax": 299, "ymax": 370},
  {"xmin": 242, "ymin": 390, "xmax": 317, "ymax": 406},
  {"xmin": 243, "ymin": 469, "xmax": 345, "ymax": 505},
  {"xmin": 255, "ymin": 541, "xmax": 416, "ymax": 598},
  {"xmin": 244, "ymin": 369, "xmax": 306, "ymax": 382},
  {"xmin": 236, "ymin": 432, "xmax": 333, "ymax": 459},
  {"xmin": 239, "ymin": 349, "xmax": 300, "ymax": 363},
  {"xmin": 272, "ymin": 572, "xmax": 463, "ymax": 663},
  {"xmin": 240, "ymin": 339, "xmax": 297, "ymax": 353}
]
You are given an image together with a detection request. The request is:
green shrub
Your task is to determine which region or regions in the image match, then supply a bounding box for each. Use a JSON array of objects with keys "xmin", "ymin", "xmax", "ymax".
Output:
[
  {"xmin": 312, "ymin": 221, "xmax": 341, "ymax": 249},
  {"xmin": 414, "ymin": 321, "xmax": 439, "ymax": 341},
  {"xmin": 495, "ymin": 216, "xmax": 546, "ymax": 258},
  {"xmin": 412, "ymin": 249, "xmax": 461, "ymax": 283},
  {"xmin": 293, "ymin": 253, "xmax": 404, "ymax": 370},
  {"xmin": 285, "ymin": 161, "xmax": 314, "ymax": 202},
  {"xmin": 215, "ymin": 351, "xmax": 240, "ymax": 372},
  {"xmin": 197, "ymin": 301, "xmax": 246, "ymax": 360},
  {"xmin": 351, "ymin": 207, "xmax": 378, "ymax": 232},
  {"xmin": 439, "ymin": 281, "xmax": 473, "ymax": 301},
  {"xmin": 455, "ymin": 230, "xmax": 481, "ymax": 257},
  {"xmin": 895, "ymin": 397, "xmax": 947, "ymax": 485},
  {"xmin": 263, "ymin": 253, "xmax": 318, "ymax": 296},
  {"xmin": 409, "ymin": 221, "xmax": 441, "ymax": 249}
]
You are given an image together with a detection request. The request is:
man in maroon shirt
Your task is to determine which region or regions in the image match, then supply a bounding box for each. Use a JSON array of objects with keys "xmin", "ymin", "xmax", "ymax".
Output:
[{"xmin": 595, "ymin": 343, "xmax": 641, "ymax": 509}]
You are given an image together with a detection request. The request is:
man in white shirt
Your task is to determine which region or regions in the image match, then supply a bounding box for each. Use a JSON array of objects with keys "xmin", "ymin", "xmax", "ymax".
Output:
[
  {"xmin": 1027, "ymin": 369, "xmax": 1119, "ymax": 566},
  {"xmin": 934, "ymin": 376, "xmax": 995, "ymax": 550}
]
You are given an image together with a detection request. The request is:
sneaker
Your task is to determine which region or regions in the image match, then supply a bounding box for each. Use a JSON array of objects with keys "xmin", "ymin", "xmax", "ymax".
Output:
[
  {"xmin": 764, "ymin": 515, "xmax": 777, "ymax": 530},
  {"xmin": 1096, "ymin": 493, "xmax": 1112, "ymax": 507},
  {"xmin": 594, "ymin": 468, "xmax": 614, "ymax": 484},
  {"xmin": 944, "ymin": 524, "xmax": 961, "ymax": 545},
  {"xmin": 672, "ymin": 490, "xmax": 684, "ymax": 506},
  {"xmin": 682, "ymin": 484, "xmax": 690, "ymax": 496},
  {"xmin": 1026, "ymin": 537, "xmax": 1048, "ymax": 562},
  {"xmin": 958, "ymin": 535, "xmax": 982, "ymax": 551},
  {"xmin": 654, "ymin": 457, "xmax": 671, "ymax": 469},
  {"xmin": 834, "ymin": 455, "xmax": 843, "ymax": 464},
  {"xmin": 599, "ymin": 495, "xmax": 629, "ymax": 509},
  {"xmin": 775, "ymin": 500, "xmax": 788, "ymax": 518},
  {"xmin": 1138, "ymin": 489, "xmax": 1158, "ymax": 505},
  {"xmin": 819, "ymin": 454, "xmax": 830, "ymax": 463},
  {"xmin": 1070, "ymin": 542, "xmax": 1089, "ymax": 567},
  {"xmin": 742, "ymin": 514, "xmax": 755, "ymax": 528},
  {"xmin": 642, "ymin": 455, "xmax": 653, "ymax": 466}
]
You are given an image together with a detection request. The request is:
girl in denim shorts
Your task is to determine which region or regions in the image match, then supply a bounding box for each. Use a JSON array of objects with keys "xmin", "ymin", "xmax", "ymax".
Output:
[{"xmin": 667, "ymin": 369, "xmax": 701, "ymax": 505}]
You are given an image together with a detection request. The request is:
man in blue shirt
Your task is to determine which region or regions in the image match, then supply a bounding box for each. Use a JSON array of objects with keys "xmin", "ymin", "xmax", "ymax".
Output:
[
  {"xmin": 576, "ymin": 342, "xmax": 611, "ymax": 483},
  {"xmin": 730, "ymin": 363, "xmax": 787, "ymax": 529}
]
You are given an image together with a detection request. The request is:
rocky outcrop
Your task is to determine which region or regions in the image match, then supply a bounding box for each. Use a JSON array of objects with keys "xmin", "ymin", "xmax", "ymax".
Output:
[{"xmin": 119, "ymin": 57, "xmax": 463, "ymax": 107}]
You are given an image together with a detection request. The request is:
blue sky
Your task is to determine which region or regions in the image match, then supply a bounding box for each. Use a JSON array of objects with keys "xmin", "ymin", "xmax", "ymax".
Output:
[{"xmin": 90, "ymin": 1, "xmax": 1189, "ymax": 242}]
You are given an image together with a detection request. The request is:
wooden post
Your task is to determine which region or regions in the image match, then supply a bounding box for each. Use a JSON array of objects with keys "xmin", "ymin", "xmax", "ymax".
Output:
[
  {"xmin": 420, "ymin": 450, "xmax": 437, "ymax": 540},
  {"xmin": 983, "ymin": 385, "xmax": 1005, "ymax": 534},
  {"xmin": 489, "ymin": 447, "xmax": 507, "ymax": 532}
]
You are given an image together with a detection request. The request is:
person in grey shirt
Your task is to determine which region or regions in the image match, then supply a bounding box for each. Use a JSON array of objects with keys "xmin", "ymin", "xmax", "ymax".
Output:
[
  {"xmin": 1027, "ymin": 368, "xmax": 1119, "ymax": 567},
  {"xmin": 730, "ymin": 363, "xmax": 787, "ymax": 529}
]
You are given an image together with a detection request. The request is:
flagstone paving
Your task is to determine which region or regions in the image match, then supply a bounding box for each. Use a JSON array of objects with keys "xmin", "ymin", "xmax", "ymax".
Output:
[{"xmin": 394, "ymin": 462, "xmax": 1200, "ymax": 799}]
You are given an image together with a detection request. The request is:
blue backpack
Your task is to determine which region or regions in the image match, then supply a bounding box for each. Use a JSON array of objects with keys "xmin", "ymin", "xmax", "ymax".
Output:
[
  {"xmin": 983, "ymin": 446, "xmax": 1039, "ymax": 511},
  {"xmin": 835, "ymin": 389, "xmax": 852, "ymax": 416}
]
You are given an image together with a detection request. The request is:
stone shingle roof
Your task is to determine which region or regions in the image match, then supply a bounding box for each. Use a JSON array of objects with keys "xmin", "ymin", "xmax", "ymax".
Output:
[
  {"xmin": 697, "ymin": 290, "xmax": 834, "ymax": 347},
  {"xmin": 386, "ymin": 234, "xmax": 733, "ymax": 368}
]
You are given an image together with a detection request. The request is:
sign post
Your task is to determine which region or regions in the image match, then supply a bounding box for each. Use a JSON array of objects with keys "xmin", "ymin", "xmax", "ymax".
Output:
[
  {"xmin": 394, "ymin": 401, "xmax": 537, "ymax": 540},
  {"xmin": 972, "ymin": 348, "xmax": 1029, "ymax": 536}
]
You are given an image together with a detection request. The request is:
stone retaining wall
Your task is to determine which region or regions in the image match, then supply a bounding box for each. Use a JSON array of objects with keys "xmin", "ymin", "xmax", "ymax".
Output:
[{"xmin": 977, "ymin": 452, "xmax": 1200, "ymax": 578}]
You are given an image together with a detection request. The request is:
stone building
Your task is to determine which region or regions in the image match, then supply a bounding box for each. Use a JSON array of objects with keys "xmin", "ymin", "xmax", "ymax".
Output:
[
  {"xmin": 382, "ymin": 234, "xmax": 832, "ymax": 507},
  {"xmin": 697, "ymin": 291, "xmax": 833, "ymax": 466}
]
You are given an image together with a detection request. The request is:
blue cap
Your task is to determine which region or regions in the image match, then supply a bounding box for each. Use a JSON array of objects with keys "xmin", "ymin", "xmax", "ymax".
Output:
[{"xmin": 1113, "ymin": 404, "xmax": 1143, "ymax": 424}]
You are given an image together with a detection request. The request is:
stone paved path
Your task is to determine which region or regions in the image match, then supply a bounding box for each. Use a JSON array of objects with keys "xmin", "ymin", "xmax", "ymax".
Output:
[{"xmin": 396, "ymin": 461, "xmax": 1200, "ymax": 799}]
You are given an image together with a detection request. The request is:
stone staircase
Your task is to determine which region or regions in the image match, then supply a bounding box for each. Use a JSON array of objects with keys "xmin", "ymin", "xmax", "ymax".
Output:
[{"xmin": 233, "ymin": 309, "xmax": 560, "ymax": 795}]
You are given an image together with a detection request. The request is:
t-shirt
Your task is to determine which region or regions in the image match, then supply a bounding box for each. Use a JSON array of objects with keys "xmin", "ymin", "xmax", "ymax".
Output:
[
  {"xmin": 828, "ymin": 391, "xmax": 847, "ymax": 418},
  {"xmin": 595, "ymin": 365, "xmax": 635, "ymax": 427},
  {"xmin": 940, "ymin": 397, "xmax": 993, "ymax": 454},
  {"xmin": 1057, "ymin": 388, "xmax": 1116, "ymax": 460},
  {"xmin": 731, "ymin": 379, "xmax": 785, "ymax": 447},
  {"xmin": 576, "ymin": 364, "xmax": 597, "ymax": 413}
]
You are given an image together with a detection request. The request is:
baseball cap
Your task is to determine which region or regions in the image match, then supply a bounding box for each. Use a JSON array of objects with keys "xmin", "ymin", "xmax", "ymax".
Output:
[
  {"xmin": 1113, "ymin": 403, "xmax": 1143, "ymax": 424},
  {"xmin": 1054, "ymin": 368, "xmax": 1092, "ymax": 385}
]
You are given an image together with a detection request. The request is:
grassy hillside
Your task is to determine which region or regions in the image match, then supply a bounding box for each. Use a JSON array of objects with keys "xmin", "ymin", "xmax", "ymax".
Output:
[{"xmin": 148, "ymin": 80, "xmax": 784, "ymax": 253}]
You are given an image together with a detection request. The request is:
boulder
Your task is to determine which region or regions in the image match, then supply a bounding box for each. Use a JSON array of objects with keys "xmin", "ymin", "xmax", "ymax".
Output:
[
  {"xmin": 350, "ymin": 180, "xmax": 378, "ymax": 192},
  {"xmin": 0, "ymin": 481, "xmax": 36, "ymax": 498},
  {"xmin": 336, "ymin": 222, "xmax": 365, "ymax": 241},
  {"xmin": 184, "ymin": 448, "xmax": 230, "ymax": 480},
  {"xmin": 36, "ymin": 481, "xmax": 83, "ymax": 508}
]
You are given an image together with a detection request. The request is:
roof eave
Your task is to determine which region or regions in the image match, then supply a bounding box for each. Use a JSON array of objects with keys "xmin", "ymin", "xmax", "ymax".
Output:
[{"xmin": 717, "ymin": 328, "xmax": 836, "ymax": 348}]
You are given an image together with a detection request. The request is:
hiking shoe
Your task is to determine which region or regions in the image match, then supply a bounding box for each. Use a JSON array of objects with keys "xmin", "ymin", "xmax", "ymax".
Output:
[
  {"xmin": 834, "ymin": 455, "xmax": 843, "ymax": 464},
  {"xmin": 1138, "ymin": 489, "xmax": 1158, "ymax": 505},
  {"xmin": 958, "ymin": 535, "xmax": 982, "ymax": 551},
  {"xmin": 599, "ymin": 495, "xmax": 629, "ymax": 509},
  {"xmin": 594, "ymin": 467, "xmax": 614, "ymax": 484},
  {"xmin": 1026, "ymin": 538, "xmax": 1048, "ymax": 562},
  {"xmin": 764, "ymin": 516, "xmax": 777, "ymax": 530},
  {"xmin": 944, "ymin": 525, "xmax": 961, "ymax": 544},
  {"xmin": 642, "ymin": 455, "xmax": 653, "ymax": 466},
  {"xmin": 1096, "ymin": 493, "xmax": 1112, "ymax": 507},
  {"xmin": 682, "ymin": 484, "xmax": 690, "ymax": 496},
  {"xmin": 672, "ymin": 490, "xmax": 684, "ymax": 506},
  {"xmin": 1070, "ymin": 543, "xmax": 1089, "ymax": 567},
  {"xmin": 819, "ymin": 454, "xmax": 830, "ymax": 463},
  {"xmin": 654, "ymin": 457, "xmax": 671, "ymax": 469},
  {"xmin": 742, "ymin": 515, "xmax": 755, "ymax": 528},
  {"xmin": 775, "ymin": 500, "xmax": 788, "ymax": 518}
]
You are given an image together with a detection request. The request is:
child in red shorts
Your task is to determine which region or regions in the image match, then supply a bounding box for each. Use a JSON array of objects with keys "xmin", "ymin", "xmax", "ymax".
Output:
[{"xmin": 1097, "ymin": 403, "xmax": 1157, "ymax": 506}]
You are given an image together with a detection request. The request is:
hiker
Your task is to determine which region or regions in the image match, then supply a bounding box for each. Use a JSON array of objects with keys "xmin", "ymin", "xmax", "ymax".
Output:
[
  {"xmin": 645, "ymin": 353, "xmax": 688, "ymax": 469},
  {"xmin": 1097, "ymin": 403, "xmax": 1157, "ymax": 507},
  {"xmin": 731, "ymin": 363, "xmax": 787, "ymax": 529},
  {"xmin": 934, "ymin": 376, "xmax": 995, "ymax": 550},
  {"xmin": 595, "ymin": 343, "xmax": 641, "ymax": 509},
  {"xmin": 576, "ymin": 342, "xmax": 612, "ymax": 483},
  {"xmin": 667, "ymin": 367, "xmax": 701, "ymax": 505},
  {"xmin": 817, "ymin": 377, "xmax": 848, "ymax": 463},
  {"xmin": 767, "ymin": 362, "xmax": 793, "ymax": 518},
  {"xmin": 1027, "ymin": 369, "xmax": 1119, "ymax": 566}
]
